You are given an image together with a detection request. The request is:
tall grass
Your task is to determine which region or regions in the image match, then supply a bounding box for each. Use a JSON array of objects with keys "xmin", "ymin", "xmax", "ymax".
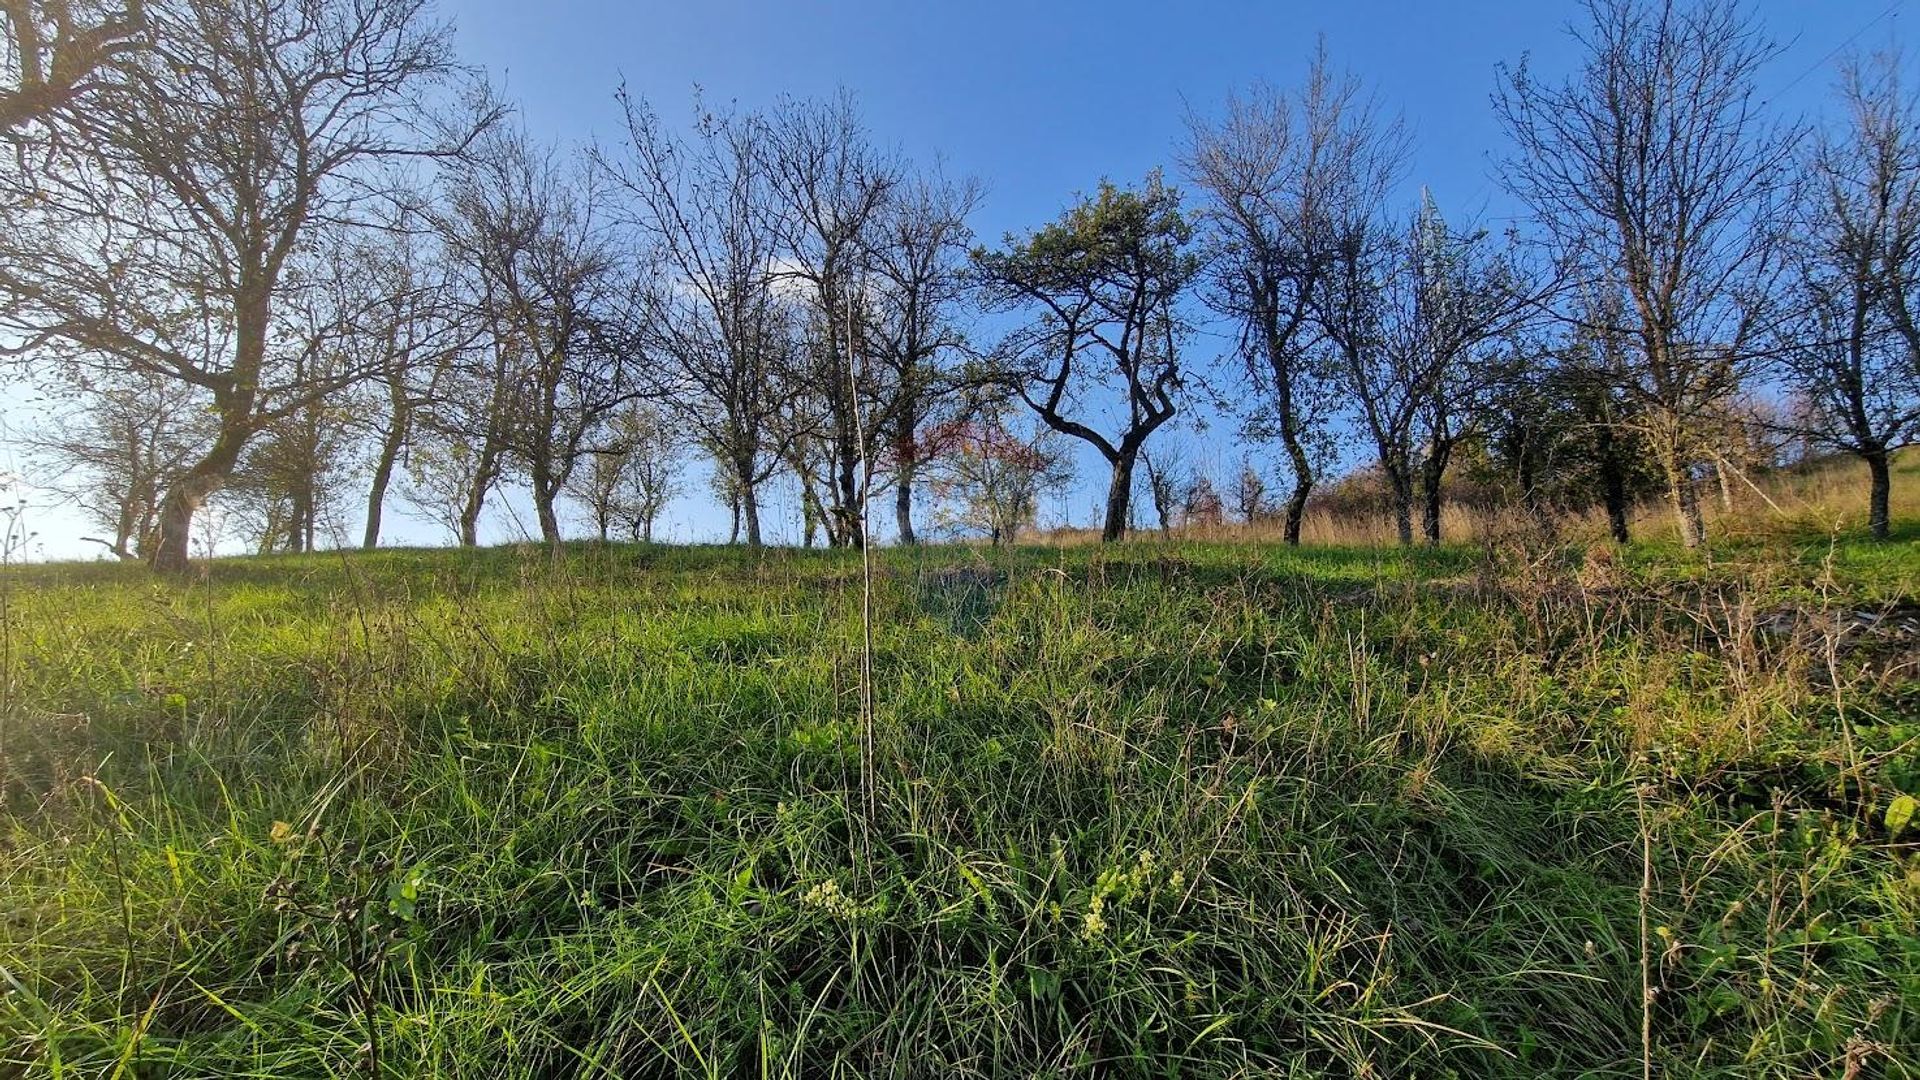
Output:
[
  {"xmin": 1115, "ymin": 447, "xmax": 1920, "ymax": 551},
  {"xmin": 0, "ymin": 520, "xmax": 1915, "ymax": 1074}
]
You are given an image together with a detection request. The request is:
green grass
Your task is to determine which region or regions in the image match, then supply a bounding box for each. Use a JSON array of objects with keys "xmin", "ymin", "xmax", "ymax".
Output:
[{"xmin": 0, "ymin": 532, "xmax": 1916, "ymax": 1077}]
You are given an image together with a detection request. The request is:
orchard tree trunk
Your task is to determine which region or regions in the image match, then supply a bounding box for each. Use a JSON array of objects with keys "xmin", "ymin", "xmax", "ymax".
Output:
[
  {"xmin": 150, "ymin": 426, "xmax": 249, "ymax": 573},
  {"xmin": 741, "ymin": 479, "xmax": 763, "ymax": 549},
  {"xmin": 1865, "ymin": 447, "xmax": 1892, "ymax": 540},
  {"xmin": 532, "ymin": 471, "xmax": 562, "ymax": 551},
  {"xmin": 1280, "ymin": 428, "xmax": 1312, "ymax": 547},
  {"xmin": 1386, "ymin": 463, "xmax": 1415, "ymax": 547},
  {"xmin": 894, "ymin": 401, "xmax": 919, "ymax": 545},
  {"xmin": 286, "ymin": 479, "xmax": 313, "ymax": 553},
  {"xmin": 1666, "ymin": 459, "xmax": 1706, "ymax": 549},
  {"xmin": 1419, "ymin": 446, "xmax": 1450, "ymax": 547},
  {"xmin": 835, "ymin": 438, "xmax": 864, "ymax": 550},
  {"xmin": 363, "ymin": 407, "xmax": 409, "ymax": 549},
  {"xmin": 895, "ymin": 461, "xmax": 916, "ymax": 546},
  {"xmin": 1101, "ymin": 450, "xmax": 1139, "ymax": 543},
  {"xmin": 1597, "ymin": 421, "xmax": 1631, "ymax": 543}
]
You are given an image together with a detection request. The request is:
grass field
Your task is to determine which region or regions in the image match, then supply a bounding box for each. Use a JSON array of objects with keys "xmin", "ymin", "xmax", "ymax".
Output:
[{"xmin": 2, "ymin": 473, "xmax": 1918, "ymax": 1076}]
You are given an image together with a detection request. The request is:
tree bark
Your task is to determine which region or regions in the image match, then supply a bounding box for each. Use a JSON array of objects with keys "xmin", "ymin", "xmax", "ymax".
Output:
[
  {"xmin": 834, "ymin": 432, "xmax": 864, "ymax": 550},
  {"xmin": 532, "ymin": 469, "xmax": 562, "ymax": 551},
  {"xmin": 1419, "ymin": 445, "xmax": 1450, "ymax": 546},
  {"xmin": 362, "ymin": 406, "xmax": 409, "ymax": 549},
  {"xmin": 741, "ymin": 479, "xmax": 762, "ymax": 549},
  {"xmin": 150, "ymin": 425, "xmax": 249, "ymax": 573},
  {"xmin": 1667, "ymin": 460, "xmax": 1705, "ymax": 549},
  {"xmin": 1865, "ymin": 447, "xmax": 1892, "ymax": 540},
  {"xmin": 1272, "ymin": 335, "xmax": 1313, "ymax": 547},
  {"xmin": 1101, "ymin": 450, "xmax": 1138, "ymax": 543},
  {"xmin": 1386, "ymin": 463, "xmax": 1415, "ymax": 547},
  {"xmin": 894, "ymin": 397, "xmax": 919, "ymax": 545},
  {"xmin": 1597, "ymin": 420, "xmax": 1631, "ymax": 543},
  {"xmin": 459, "ymin": 442, "xmax": 501, "ymax": 549},
  {"xmin": 1280, "ymin": 429, "xmax": 1312, "ymax": 546},
  {"xmin": 895, "ymin": 461, "xmax": 916, "ymax": 546}
]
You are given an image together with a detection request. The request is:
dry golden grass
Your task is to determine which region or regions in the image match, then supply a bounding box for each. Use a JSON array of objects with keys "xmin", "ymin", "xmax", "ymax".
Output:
[{"xmin": 1036, "ymin": 447, "xmax": 1920, "ymax": 548}]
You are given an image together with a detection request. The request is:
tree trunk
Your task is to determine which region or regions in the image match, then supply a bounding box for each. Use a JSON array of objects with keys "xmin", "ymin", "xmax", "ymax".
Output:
[
  {"xmin": 533, "ymin": 475, "xmax": 562, "ymax": 550},
  {"xmin": 1280, "ymin": 423, "xmax": 1312, "ymax": 546},
  {"xmin": 1282, "ymin": 479, "xmax": 1310, "ymax": 547},
  {"xmin": 287, "ymin": 480, "xmax": 313, "ymax": 554},
  {"xmin": 1387, "ymin": 463, "xmax": 1415, "ymax": 547},
  {"xmin": 150, "ymin": 281, "xmax": 272, "ymax": 572},
  {"xmin": 895, "ymin": 460, "xmax": 916, "ymax": 546},
  {"xmin": 1419, "ymin": 446, "xmax": 1449, "ymax": 547},
  {"xmin": 1263, "ymin": 281, "xmax": 1313, "ymax": 547},
  {"xmin": 1865, "ymin": 447, "xmax": 1892, "ymax": 540},
  {"xmin": 1101, "ymin": 451, "xmax": 1137, "ymax": 543},
  {"xmin": 835, "ymin": 440, "xmax": 864, "ymax": 550},
  {"xmin": 362, "ymin": 413, "xmax": 408, "ymax": 549},
  {"xmin": 150, "ymin": 427, "xmax": 249, "ymax": 573},
  {"xmin": 895, "ymin": 399, "xmax": 919, "ymax": 545},
  {"xmin": 458, "ymin": 442, "xmax": 502, "ymax": 549},
  {"xmin": 741, "ymin": 479, "xmax": 762, "ymax": 549},
  {"xmin": 1597, "ymin": 421, "xmax": 1630, "ymax": 543},
  {"xmin": 1667, "ymin": 461, "xmax": 1706, "ymax": 549}
]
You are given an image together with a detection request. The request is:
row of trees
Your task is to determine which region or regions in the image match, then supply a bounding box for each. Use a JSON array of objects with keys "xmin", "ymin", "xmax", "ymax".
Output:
[{"xmin": 2, "ymin": 0, "xmax": 1916, "ymax": 570}]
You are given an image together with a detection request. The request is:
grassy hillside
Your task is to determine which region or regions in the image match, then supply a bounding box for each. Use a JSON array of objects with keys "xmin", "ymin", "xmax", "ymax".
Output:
[{"xmin": 1, "ymin": 519, "xmax": 1917, "ymax": 1074}]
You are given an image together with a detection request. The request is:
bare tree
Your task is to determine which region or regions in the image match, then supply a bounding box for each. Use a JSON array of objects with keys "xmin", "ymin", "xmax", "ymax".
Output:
[
  {"xmin": 1181, "ymin": 42, "xmax": 1408, "ymax": 544},
  {"xmin": 1496, "ymin": 0, "xmax": 1796, "ymax": 548},
  {"xmin": 1139, "ymin": 442, "xmax": 1189, "ymax": 534},
  {"xmin": 566, "ymin": 401, "xmax": 682, "ymax": 543},
  {"xmin": 763, "ymin": 91, "xmax": 901, "ymax": 549},
  {"xmin": 1313, "ymin": 196, "xmax": 1417, "ymax": 542},
  {"xmin": 443, "ymin": 125, "xmax": 640, "ymax": 552},
  {"xmin": 25, "ymin": 370, "xmax": 204, "ymax": 559},
  {"xmin": 604, "ymin": 91, "xmax": 791, "ymax": 548},
  {"xmin": 1779, "ymin": 51, "xmax": 1920, "ymax": 538},
  {"xmin": 1231, "ymin": 457, "xmax": 1268, "ymax": 523},
  {"xmin": 975, "ymin": 173, "xmax": 1199, "ymax": 542},
  {"xmin": 867, "ymin": 168, "xmax": 980, "ymax": 544},
  {"xmin": 351, "ymin": 218, "xmax": 472, "ymax": 549},
  {"xmin": 0, "ymin": 0, "xmax": 145, "ymax": 132},
  {"xmin": 0, "ymin": 0, "xmax": 486, "ymax": 571},
  {"xmin": 1401, "ymin": 197, "xmax": 1537, "ymax": 544}
]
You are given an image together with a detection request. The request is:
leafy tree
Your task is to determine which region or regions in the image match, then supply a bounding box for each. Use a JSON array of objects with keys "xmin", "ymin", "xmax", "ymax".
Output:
[{"xmin": 974, "ymin": 173, "xmax": 1199, "ymax": 542}]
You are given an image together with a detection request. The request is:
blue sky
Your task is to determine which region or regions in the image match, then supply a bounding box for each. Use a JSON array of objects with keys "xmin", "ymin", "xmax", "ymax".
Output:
[{"xmin": 1, "ymin": 0, "xmax": 1909, "ymax": 557}]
